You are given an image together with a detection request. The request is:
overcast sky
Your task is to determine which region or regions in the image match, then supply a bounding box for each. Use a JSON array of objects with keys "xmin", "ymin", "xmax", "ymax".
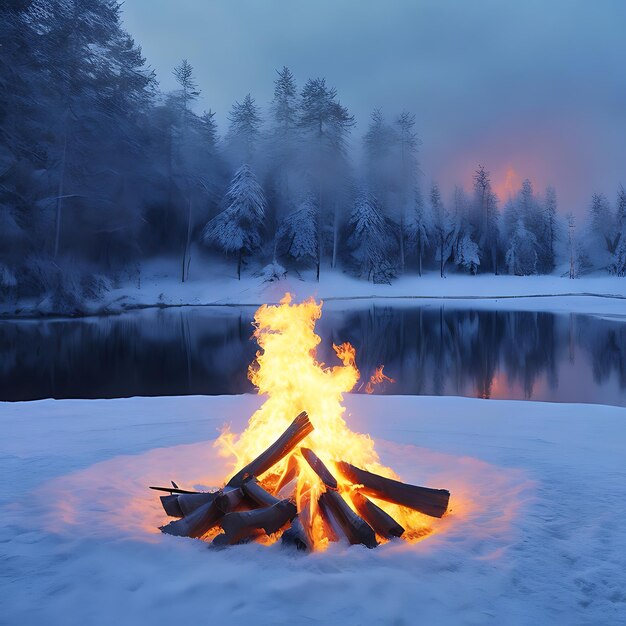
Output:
[{"xmin": 121, "ymin": 0, "xmax": 626, "ymax": 215}]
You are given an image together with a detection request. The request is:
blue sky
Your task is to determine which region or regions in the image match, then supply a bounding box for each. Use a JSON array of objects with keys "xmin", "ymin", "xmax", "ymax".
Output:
[{"xmin": 121, "ymin": 0, "xmax": 626, "ymax": 215}]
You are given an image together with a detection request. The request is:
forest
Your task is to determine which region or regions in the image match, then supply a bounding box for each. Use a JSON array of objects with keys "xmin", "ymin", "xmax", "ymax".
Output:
[{"xmin": 2, "ymin": 0, "xmax": 626, "ymax": 309}]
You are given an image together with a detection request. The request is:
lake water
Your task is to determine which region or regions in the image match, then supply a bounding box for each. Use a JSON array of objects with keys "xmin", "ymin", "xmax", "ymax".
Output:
[{"xmin": 1, "ymin": 303, "xmax": 625, "ymax": 406}]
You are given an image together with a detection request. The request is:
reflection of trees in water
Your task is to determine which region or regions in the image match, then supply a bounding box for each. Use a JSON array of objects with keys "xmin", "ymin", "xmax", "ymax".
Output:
[
  {"xmin": 329, "ymin": 306, "xmax": 566, "ymax": 399},
  {"xmin": 576, "ymin": 316, "xmax": 626, "ymax": 388},
  {"xmin": 0, "ymin": 306, "xmax": 625, "ymax": 402},
  {"xmin": 0, "ymin": 309, "xmax": 258, "ymax": 401}
]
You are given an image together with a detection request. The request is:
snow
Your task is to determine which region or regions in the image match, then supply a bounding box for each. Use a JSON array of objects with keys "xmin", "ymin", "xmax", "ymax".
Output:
[
  {"xmin": 3, "ymin": 393, "xmax": 625, "ymax": 625},
  {"xmin": 4, "ymin": 256, "xmax": 626, "ymax": 319}
]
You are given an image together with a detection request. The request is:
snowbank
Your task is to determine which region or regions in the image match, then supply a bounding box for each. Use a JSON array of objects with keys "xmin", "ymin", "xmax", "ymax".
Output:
[
  {"xmin": 2, "ymin": 394, "xmax": 625, "ymax": 624},
  {"xmin": 2, "ymin": 256, "xmax": 626, "ymax": 318}
]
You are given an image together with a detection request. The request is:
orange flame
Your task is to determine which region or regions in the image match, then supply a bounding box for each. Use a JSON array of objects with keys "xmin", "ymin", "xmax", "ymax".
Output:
[
  {"xmin": 365, "ymin": 366, "xmax": 395, "ymax": 394},
  {"xmin": 215, "ymin": 294, "xmax": 434, "ymax": 549}
]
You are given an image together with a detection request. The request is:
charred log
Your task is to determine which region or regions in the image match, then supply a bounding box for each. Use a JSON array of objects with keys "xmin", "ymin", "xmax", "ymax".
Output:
[
  {"xmin": 242, "ymin": 478, "xmax": 282, "ymax": 507},
  {"xmin": 219, "ymin": 499, "xmax": 297, "ymax": 544},
  {"xmin": 160, "ymin": 494, "xmax": 184, "ymax": 518},
  {"xmin": 300, "ymin": 447, "xmax": 338, "ymax": 490},
  {"xmin": 227, "ymin": 411, "xmax": 314, "ymax": 487},
  {"xmin": 350, "ymin": 490, "xmax": 404, "ymax": 539},
  {"xmin": 337, "ymin": 461, "xmax": 450, "ymax": 518},
  {"xmin": 318, "ymin": 491, "xmax": 378, "ymax": 548},
  {"xmin": 281, "ymin": 498, "xmax": 314, "ymax": 552},
  {"xmin": 160, "ymin": 486, "xmax": 244, "ymax": 538},
  {"xmin": 274, "ymin": 454, "xmax": 298, "ymax": 495}
]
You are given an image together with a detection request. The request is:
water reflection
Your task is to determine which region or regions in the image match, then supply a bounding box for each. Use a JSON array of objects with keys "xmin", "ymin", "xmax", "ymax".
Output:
[{"xmin": 1, "ymin": 305, "xmax": 625, "ymax": 406}]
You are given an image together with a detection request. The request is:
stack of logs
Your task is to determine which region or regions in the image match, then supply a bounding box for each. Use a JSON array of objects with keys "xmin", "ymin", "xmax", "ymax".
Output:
[{"xmin": 151, "ymin": 411, "xmax": 450, "ymax": 550}]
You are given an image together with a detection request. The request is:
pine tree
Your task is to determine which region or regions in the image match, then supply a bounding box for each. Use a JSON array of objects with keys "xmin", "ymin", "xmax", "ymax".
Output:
[
  {"xmin": 472, "ymin": 165, "xmax": 499, "ymax": 273},
  {"xmin": 609, "ymin": 185, "xmax": 626, "ymax": 276},
  {"xmin": 298, "ymin": 77, "xmax": 354, "ymax": 277},
  {"xmin": 202, "ymin": 165, "xmax": 266, "ymax": 279},
  {"xmin": 431, "ymin": 183, "xmax": 456, "ymax": 277},
  {"xmin": 407, "ymin": 185, "xmax": 432, "ymax": 276},
  {"xmin": 586, "ymin": 192, "xmax": 613, "ymax": 269},
  {"xmin": 347, "ymin": 191, "xmax": 395, "ymax": 283},
  {"xmin": 276, "ymin": 196, "xmax": 318, "ymax": 266},
  {"xmin": 506, "ymin": 218, "xmax": 537, "ymax": 275},
  {"xmin": 225, "ymin": 93, "xmax": 262, "ymax": 165},
  {"xmin": 542, "ymin": 185, "xmax": 558, "ymax": 273}
]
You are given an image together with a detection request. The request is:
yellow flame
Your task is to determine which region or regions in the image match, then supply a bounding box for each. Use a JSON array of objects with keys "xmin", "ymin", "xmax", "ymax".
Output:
[{"xmin": 215, "ymin": 293, "xmax": 433, "ymax": 548}]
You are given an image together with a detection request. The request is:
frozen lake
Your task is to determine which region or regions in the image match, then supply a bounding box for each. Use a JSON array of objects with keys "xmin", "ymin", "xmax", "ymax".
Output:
[{"xmin": 1, "ymin": 303, "xmax": 625, "ymax": 406}]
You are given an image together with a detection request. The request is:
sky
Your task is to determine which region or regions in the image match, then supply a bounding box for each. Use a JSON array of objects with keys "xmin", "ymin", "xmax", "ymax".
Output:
[{"xmin": 121, "ymin": 0, "xmax": 626, "ymax": 216}]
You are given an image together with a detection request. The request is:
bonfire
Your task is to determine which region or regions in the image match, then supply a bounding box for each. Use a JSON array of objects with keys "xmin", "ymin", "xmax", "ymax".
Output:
[{"xmin": 151, "ymin": 294, "xmax": 450, "ymax": 550}]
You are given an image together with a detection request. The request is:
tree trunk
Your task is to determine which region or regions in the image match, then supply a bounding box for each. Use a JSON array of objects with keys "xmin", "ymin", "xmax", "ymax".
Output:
[
  {"xmin": 237, "ymin": 249, "xmax": 242, "ymax": 280},
  {"xmin": 53, "ymin": 127, "xmax": 69, "ymax": 259},
  {"xmin": 399, "ymin": 218, "xmax": 405, "ymax": 273},
  {"xmin": 182, "ymin": 195, "xmax": 193, "ymax": 282}
]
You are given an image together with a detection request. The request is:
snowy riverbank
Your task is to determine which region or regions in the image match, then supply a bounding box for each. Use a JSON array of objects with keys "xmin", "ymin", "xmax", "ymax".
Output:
[
  {"xmin": 3, "ymin": 257, "xmax": 626, "ymax": 318},
  {"xmin": 3, "ymin": 393, "xmax": 625, "ymax": 624}
]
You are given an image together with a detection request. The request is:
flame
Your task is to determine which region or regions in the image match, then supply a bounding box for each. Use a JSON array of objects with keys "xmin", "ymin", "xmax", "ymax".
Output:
[
  {"xmin": 365, "ymin": 366, "xmax": 395, "ymax": 394},
  {"xmin": 215, "ymin": 293, "xmax": 434, "ymax": 549}
]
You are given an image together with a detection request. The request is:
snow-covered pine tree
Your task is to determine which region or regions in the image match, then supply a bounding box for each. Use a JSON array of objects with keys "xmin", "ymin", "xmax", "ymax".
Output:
[
  {"xmin": 202, "ymin": 164, "xmax": 266, "ymax": 280},
  {"xmin": 298, "ymin": 77, "xmax": 354, "ymax": 276},
  {"xmin": 472, "ymin": 165, "xmax": 499, "ymax": 273},
  {"xmin": 506, "ymin": 218, "xmax": 537, "ymax": 275},
  {"xmin": 585, "ymin": 192, "xmax": 613, "ymax": 269},
  {"xmin": 347, "ymin": 191, "xmax": 395, "ymax": 283},
  {"xmin": 225, "ymin": 94, "xmax": 262, "ymax": 166},
  {"xmin": 431, "ymin": 183, "xmax": 457, "ymax": 277},
  {"xmin": 453, "ymin": 186, "xmax": 480, "ymax": 274},
  {"xmin": 406, "ymin": 185, "xmax": 432, "ymax": 276},
  {"xmin": 542, "ymin": 185, "xmax": 558, "ymax": 273},
  {"xmin": 609, "ymin": 185, "xmax": 626, "ymax": 276},
  {"xmin": 276, "ymin": 196, "xmax": 318, "ymax": 266}
]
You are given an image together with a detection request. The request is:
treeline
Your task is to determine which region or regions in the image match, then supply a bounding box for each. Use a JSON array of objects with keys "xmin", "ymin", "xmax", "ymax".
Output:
[{"xmin": 1, "ymin": 1, "xmax": 625, "ymax": 310}]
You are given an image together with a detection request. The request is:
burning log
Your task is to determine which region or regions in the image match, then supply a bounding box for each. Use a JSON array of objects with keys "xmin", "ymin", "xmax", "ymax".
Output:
[
  {"xmin": 218, "ymin": 499, "xmax": 297, "ymax": 544},
  {"xmin": 274, "ymin": 454, "xmax": 298, "ymax": 494},
  {"xmin": 318, "ymin": 491, "xmax": 378, "ymax": 548},
  {"xmin": 160, "ymin": 486, "xmax": 244, "ymax": 538},
  {"xmin": 350, "ymin": 490, "xmax": 404, "ymax": 539},
  {"xmin": 337, "ymin": 461, "xmax": 450, "ymax": 519},
  {"xmin": 300, "ymin": 447, "xmax": 338, "ymax": 490},
  {"xmin": 281, "ymin": 516, "xmax": 313, "ymax": 552},
  {"xmin": 281, "ymin": 498, "xmax": 314, "ymax": 552},
  {"xmin": 227, "ymin": 411, "xmax": 314, "ymax": 487},
  {"xmin": 241, "ymin": 478, "xmax": 281, "ymax": 507}
]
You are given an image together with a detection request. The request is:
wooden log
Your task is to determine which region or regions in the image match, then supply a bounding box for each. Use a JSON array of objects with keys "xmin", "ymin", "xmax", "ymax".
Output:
[
  {"xmin": 226, "ymin": 411, "xmax": 313, "ymax": 487},
  {"xmin": 281, "ymin": 517, "xmax": 313, "ymax": 552},
  {"xmin": 160, "ymin": 494, "xmax": 183, "ymax": 517},
  {"xmin": 281, "ymin": 498, "xmax": 314, "ymax": 552},
  {"xmin": 160, "ymin": 486, "xmax": 243, "ymax": 538},
  {"xmin": 274, "ymin": 454, "xmax": 298, "ymax": 495},
  {"xmin": 219, "ymin": 499, "xmax": 297, "ymax": 544},
  {"xmin": 317, "ymin": 492, "xmax": 340, "ymax": 542},
  {"xmin": 350, "ymin": 490, "xmax": 404, "ymax": 539},
  {"xmin": 242, "ymin": 478, "xmax": 282, "ymax": 507},
  {"xmin": 318, "ymin": 491, "xmax": 378, "ymax": 549},
  {"xmin": 337, "ymin": 461, "xmax": 450, "ymax": 518},
  {"xmin": 159, "ymin": 492, "xmax": 219, "ymax": 517},
  {"xmin": 300, "ymin": 447, "xmax": 338, "ymax": 490},
  {"xmin": 178, "ymin": 492, "xmax": 219, "ymax": 516}
]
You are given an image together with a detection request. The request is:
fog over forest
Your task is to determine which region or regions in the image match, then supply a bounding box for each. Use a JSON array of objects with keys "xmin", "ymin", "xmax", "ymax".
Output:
[{"xmin": 1, "ymin": 1, "xmax": 625, "ymax": 313}]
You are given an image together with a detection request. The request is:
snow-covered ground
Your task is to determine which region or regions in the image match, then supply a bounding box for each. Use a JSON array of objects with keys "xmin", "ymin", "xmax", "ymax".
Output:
[
  {"xmin": 3, "ymin": 393, "xmax": 625, "ymax": 625},
  {"xmin": 3, "ymin": 256, "xmax": 626, "ymax": 318}
]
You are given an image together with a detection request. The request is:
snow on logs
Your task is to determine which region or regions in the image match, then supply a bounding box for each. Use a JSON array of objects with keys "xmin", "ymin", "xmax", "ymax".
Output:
[{"xmin": 152, "ymin": 411, "xmax": 450, "ymax": 550}]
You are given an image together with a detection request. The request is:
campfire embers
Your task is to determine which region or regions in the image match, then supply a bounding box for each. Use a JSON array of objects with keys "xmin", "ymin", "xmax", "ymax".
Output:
[{"xmin": 151, "ymin": 410, "xmax": 450, "ymax": 551}]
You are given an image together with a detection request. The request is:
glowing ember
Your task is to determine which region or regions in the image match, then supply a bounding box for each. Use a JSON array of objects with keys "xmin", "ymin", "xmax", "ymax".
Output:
[{"xmin": 154, "ymin": 293, "xmax": 450, "ymax": 549}]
